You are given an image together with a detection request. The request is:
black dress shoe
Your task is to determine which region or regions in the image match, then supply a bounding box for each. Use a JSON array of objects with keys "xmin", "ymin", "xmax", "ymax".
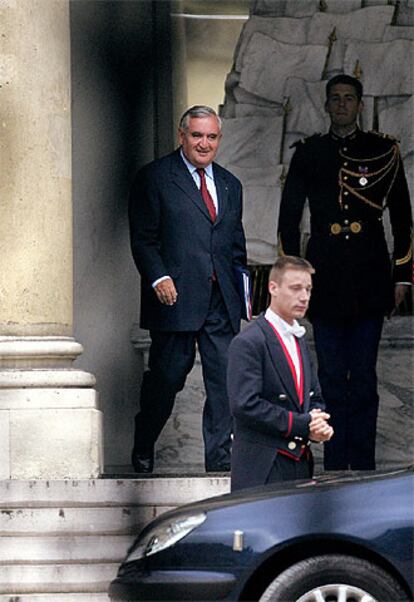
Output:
[{"xmin": 132, "ymin": 451, "xmax": 154, "ymax": 473}]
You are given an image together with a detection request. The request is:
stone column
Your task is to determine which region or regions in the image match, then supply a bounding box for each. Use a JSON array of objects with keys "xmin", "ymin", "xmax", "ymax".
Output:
[{"xmin": 0, "ymin": 0, "xmax": 102, "ymax": 478}]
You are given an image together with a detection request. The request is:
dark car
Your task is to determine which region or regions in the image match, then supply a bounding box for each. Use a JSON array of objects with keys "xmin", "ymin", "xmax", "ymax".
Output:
[{"xmin": 109, "ymin": 467, "xmax": 413, "ymax": 601}]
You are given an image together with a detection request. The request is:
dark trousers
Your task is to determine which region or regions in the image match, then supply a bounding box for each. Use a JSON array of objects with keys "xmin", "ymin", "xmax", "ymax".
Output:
[
  {"xmin": 265, "ymin": 451, "xmax": 313, "ymax": 484},
  {"xmin": 313, "ymin": 315, "xmax": 384, "ymax": 470},
  {"xmin": 133, "ymin": 283, "xmax": 235, "ymax": 471}
]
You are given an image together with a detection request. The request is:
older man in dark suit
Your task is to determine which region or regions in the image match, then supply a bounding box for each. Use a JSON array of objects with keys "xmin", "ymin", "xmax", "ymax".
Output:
[
  {"xmin": 129, "ymin": 105, "xmax": 247, "ymax": 473},
  {"xmin": 228, "ymin": 256, "xmax": 333, "ymax": 492}
]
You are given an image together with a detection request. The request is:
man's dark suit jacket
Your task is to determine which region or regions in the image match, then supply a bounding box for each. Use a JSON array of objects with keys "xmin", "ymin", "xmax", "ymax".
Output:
[
  {"xmin": 227, "ymin": 314, "xmax": 325, "ymax": 491},
  {"xmin": 129, "ymin": 149, "xmax": 247, "ymax": 333}
]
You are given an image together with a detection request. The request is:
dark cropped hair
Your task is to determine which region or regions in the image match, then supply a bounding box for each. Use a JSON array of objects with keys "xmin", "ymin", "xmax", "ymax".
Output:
[
  {"xmin": 326, "ymin": 74, "xmax": 363, "ymax": 101},
  {"xmin": 269, "ymin": 255, "xmax": 315, "ymax": 283},
  {"xmin": 179, "ymin": 105, "xmax": 222, "ymax": 131}
]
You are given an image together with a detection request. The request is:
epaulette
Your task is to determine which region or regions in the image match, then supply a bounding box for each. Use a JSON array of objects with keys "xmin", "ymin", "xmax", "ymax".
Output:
[
  {"xmin": 368, "ymin": 130, "xmax": 400, "ymax": 143},
  {"xmin": 290, "ymin": 133, "xmax": 322, "ymax": 148}
]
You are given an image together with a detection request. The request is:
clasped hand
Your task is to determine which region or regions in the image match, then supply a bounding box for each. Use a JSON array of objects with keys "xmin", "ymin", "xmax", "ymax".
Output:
[{"xmin": 309, "ymin": 408, "xmax": 334, "ymax": 442}]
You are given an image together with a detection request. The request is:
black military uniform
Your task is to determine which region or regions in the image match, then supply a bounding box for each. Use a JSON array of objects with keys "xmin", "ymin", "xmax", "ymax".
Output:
[{"xmin": 278, "ymin": 128, "xmax": 413, "ymax": 469}]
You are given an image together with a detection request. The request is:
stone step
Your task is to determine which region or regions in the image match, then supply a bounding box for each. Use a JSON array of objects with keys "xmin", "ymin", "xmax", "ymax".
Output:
[
  {"xmin": 0, "ymin": 535, "xmax": 134, "ymax": 563},
  {"xmin": 0, "ymin": 477, "xmax": 229, "ymax": 598},
  {"xmin": 0, "ymin": 505, "xmax": 173, "ymax": 536},
  {"xmin": 0, "ymin": 563, "xmax": 117, "ymax": 594},
  {"xmin": 0, "ymin": 476, "xmax": 230, "ymax": 507}
]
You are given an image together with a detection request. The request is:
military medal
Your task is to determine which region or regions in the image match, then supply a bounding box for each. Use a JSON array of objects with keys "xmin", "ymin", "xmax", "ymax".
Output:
[{"xmin": 358, "ymin": 166, "xmax": 368, "ymax": 186}]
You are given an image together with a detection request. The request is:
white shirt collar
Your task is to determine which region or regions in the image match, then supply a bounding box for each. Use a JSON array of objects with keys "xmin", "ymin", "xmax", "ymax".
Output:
[
  {"xmin": 265, "ymin": 307, "xmax": 306, "ymax": 338},
  {"xmin": 180, "ymin": 149, "xmax": 214, "ymax": 179}
]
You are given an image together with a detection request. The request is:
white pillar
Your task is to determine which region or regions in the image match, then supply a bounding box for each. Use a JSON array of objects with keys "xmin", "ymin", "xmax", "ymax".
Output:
[{"xmin": 0, "ymin": 0, "xmax": 102, "ymax": 478}]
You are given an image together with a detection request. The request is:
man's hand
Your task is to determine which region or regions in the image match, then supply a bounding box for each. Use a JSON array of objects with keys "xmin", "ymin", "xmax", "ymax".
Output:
[
  {"xmin": 395, "ymin": 283, "xmax": 409, "ymax": 310},
  {"xmin": 388, "ymin": 284, "xmax": 409, "ymax": 318},
  {"xmin": 309, "ymin": 408, "xmax": 334, "ymax": 442},
  {"xmin": 154, "ymin": 278, "xmax": 178, "ymax": 305}
]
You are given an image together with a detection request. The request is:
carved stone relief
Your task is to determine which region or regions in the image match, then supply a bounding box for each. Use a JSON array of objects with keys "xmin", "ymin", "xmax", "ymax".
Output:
[{"xmin": 217, "ymin": 0, "xmax": 414, "ymax": 266}]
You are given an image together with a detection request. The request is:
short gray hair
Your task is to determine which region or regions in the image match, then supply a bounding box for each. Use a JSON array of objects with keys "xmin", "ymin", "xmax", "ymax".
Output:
[{"xmin": 179, "ymin": 105, "xmax": 222, "ymax": 131}]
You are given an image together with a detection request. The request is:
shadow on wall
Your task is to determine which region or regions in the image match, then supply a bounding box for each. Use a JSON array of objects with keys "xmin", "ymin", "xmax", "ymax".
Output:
[{"xmin": 70, "ymin": 0, "xmax": 173, "ymax": 471}]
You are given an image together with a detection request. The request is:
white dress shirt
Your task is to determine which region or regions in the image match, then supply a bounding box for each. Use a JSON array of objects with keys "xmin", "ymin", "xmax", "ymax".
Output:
[
  {"xmin": 152, "ymin": 150, "xmax": 219, "ymax": 289},
  {"xmin": 180, "ymin": 149, "xmax": 219, "ymax": 212},
  {"xmin": 264, "ymin": 307, "xmax": 306, "ymax": 385}
]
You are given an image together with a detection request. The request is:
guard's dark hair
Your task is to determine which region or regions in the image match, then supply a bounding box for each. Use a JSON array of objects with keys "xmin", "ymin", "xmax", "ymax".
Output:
[
  {"xmin": 269, "ymin": 256, "xmax": 315, "ymax": 283},
  {"xmin": 326, "ymin": 74, "xmax": 363, "ymax": 101},
  {"xmin": 179, "ymin": 105, "xmax": 222, "ymax": 131}
]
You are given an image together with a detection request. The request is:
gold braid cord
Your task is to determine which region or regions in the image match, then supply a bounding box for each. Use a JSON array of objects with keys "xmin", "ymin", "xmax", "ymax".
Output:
[
  {"xmin": 338, "ymin": 144, "xmax": 399, "ymax": 210},
  {"xmin": 277, "ymin": 234, "xmax": 286, "ymax": 256},
  {"xmin": 395, "ymin": 241, "xmax": 413, "ymax": 267}
]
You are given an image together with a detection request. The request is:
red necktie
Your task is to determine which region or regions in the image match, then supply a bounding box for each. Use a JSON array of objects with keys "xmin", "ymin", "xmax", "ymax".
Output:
[{"xmin": 197, "ymin": 168, "xmax": 216, "ymax": 222}]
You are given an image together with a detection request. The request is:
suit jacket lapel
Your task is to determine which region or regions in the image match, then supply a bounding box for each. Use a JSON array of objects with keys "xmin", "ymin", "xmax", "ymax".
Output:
[
  {"xmin": 213, "ymin": 166, "xmax": 228, "ymax": 225},
  {"xmin": 170, "ymin": 150, "xmax": 212, "ymax": 222},
  {"xmin": 297, "ymin": 336, "xmax": 311, "ymax": 411},
  {"xmin": 257, "ymin": 316, "xmax": 302, "ymax": 411}
]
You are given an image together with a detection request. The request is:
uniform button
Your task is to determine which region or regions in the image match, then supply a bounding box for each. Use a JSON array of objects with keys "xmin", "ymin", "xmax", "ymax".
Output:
[
  {"xmin": 288, "ymin": 441, "xmax": 297, "ymax": 450},
  {"xmin": 344, "ymin": 176, "xmax": 348, "ymax": 181},
  {"xmin": 343, "ymin": 162, "xmax": 348, "ymax": 166},
  {"xmin": 344, "ymin": 219, "xmax": 349, "ymax": 225},
  {"xmin": 344, "ymin": 204, "xmax": 349, "ymax": 210},
  {"xmin": 345, "ymin": 235, "xmax": 350, "ymax": 240},
  {"xmin": 344, "ymin": 191, "xmax": 349, "ymax": 196},
  {"xmin": 343, "ymin": 147, "xmax": 348, "ymax": 151}
]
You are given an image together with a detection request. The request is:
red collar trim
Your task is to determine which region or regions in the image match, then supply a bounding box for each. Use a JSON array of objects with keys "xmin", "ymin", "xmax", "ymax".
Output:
[{"xmin": 266, "ymin": 319, "xmax": 304, "ymax": 405}]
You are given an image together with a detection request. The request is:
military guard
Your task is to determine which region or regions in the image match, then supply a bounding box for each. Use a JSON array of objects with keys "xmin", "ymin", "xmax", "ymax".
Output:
[{"xmin": 278, "ymin": 74, "xmax": 413, "ymax": 470}]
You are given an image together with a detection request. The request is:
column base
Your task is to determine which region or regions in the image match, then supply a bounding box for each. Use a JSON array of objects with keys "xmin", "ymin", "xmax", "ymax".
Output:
[{"xmin": 0, "ymin": 337, "xmax": 103, "ymax": 479}]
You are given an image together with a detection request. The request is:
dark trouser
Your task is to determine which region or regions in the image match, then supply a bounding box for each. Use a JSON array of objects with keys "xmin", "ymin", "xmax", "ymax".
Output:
[
  {"xmin": 312, "ymin": 315, "xmax": 384, "ymax": 470},
  {"xmin": 133, "ymin": 283, "xmax": 235, "ymax": 471},
  {"xmin": 265, "ymin": 451, "xmax": 313, "ymax": 484}
]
